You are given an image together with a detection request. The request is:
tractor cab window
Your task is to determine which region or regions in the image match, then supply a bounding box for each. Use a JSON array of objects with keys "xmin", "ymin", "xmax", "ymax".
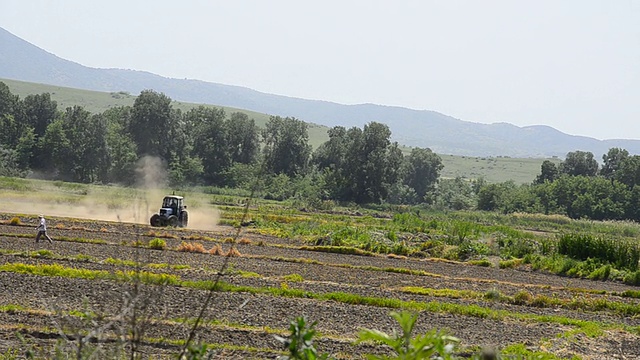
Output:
[{"xmin": 163, "ymin": 198, "xmax": 174, "ymax": 208}]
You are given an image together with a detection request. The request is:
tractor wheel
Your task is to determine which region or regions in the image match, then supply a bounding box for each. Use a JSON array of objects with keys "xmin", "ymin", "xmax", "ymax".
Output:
[
  {"xmin": 150, "ymin": 214, "xmax": 162, "ymax": 227},
  {"xmin": 167, "ymin": 215, "xmax": 179, "ymax": 227},
  {"xmin": 179, "ymin": 211, "xmax": 189, "ymax": 228}
]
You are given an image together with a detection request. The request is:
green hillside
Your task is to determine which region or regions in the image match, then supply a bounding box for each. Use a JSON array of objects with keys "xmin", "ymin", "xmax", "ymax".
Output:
[
  {"xmin": 2, "ymin": 78, "xmax": 330, "ymax": 150},
  {"xmin": 3, "ymin": 78, "xmax": 551, "ymax": 183}
]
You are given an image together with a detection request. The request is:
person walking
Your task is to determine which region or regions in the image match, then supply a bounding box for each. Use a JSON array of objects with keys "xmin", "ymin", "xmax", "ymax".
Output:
[{"xmin": 35, "ymin": 214, "xmax": 53, "ymax": 243}]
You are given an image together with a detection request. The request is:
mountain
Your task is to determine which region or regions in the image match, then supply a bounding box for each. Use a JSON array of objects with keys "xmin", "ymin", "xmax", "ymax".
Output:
[{"xmin": 1, "ymin": 26, "xmax": 639, "ymax": 158}]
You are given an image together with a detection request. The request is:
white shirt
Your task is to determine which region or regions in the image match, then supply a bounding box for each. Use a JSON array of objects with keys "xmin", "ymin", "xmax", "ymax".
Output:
[{"xmin": 38, "ymin": 218, "xmax": 46, "ymax": 231}]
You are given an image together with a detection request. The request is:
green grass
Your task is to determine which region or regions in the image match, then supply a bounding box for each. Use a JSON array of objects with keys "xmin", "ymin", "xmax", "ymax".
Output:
[{"xmin": 439, "ymin": 154, "xmax": 561, "ymax": 184}]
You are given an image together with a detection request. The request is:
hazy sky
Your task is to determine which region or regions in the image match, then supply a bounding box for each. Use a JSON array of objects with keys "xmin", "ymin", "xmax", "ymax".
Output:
[{"xmin": 1, "ymin": 1, "xmax": 639, "ymax": 140}]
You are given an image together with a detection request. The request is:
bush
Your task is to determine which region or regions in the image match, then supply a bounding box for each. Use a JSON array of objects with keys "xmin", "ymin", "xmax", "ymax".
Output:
[
  {"xmin": 8, "ymin": 217, "xmax": 21, "ymax": 226},
  {"xmin": 148, "ymin": 238, "xmax": 167, "ymax": 250},
  {"xmin": 624, "ymin": 270, "xmax": 640, "ymax": 286}
]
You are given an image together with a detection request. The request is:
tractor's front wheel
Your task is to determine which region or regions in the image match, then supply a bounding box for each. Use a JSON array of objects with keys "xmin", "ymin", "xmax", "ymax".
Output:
[
  {"xmin": 150, "ymin": 214, "xmax": 162, "ymax": 227},
  {"xmin": 167, "ymin": 215, "xmax": 179, "ymax": 227}
]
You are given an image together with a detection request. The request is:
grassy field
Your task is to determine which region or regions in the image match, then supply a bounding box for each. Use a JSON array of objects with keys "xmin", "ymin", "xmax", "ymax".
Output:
[
  {"xmin": 3, "ymin": 78, "xmax": 555, "ymax": 184},
  {"xmin": 439, "ymin": 154, "xmax": 561, "ymax": 184}
]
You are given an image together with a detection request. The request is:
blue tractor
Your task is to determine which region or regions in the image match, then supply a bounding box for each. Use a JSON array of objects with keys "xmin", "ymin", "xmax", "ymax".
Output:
[{"xmin": 150, "ymin": 195, "xmax": 188, "ymax": 227}]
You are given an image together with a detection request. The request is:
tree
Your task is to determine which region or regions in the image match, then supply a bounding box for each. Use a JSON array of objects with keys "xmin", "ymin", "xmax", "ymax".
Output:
[
  {"xmin": 352, "ymin": 122, "xmax": 396, "ymax": 203},
  {"xmin": 188, "ymin": 106, "xmax": 229, "ymax": 185},
  {"xmin": 39, "ymin": 118, "xmax": 69, "ymax": 176},
  {"xmin": 312, "ymin": 126, "xmax": 348, "ymax": 171},
  {"xmin": 403, "ymin": 147, "xmax": 443, "ymax": 200},
  {"xmin": 433, "ymin": 177, "xmax": 475, "ymax": 210},
  {"xmin": 226, "ymin": 112, "xmax": 259, "ymax": 164},
  {"xmin": 22, "ymin": 93, "xmax": 58, "ymax": 138},
  {"xmin": 601, "ymin": 148, "xmax": 629, "ymax": 180},
  {"xmin": 616, "ymin": 155, "xmax": 640, "ymax": 189},
  {"xmin": 534, "ymin": 160, "xmax": 558, "ymax": 184},
  {"xmin": 103, "ymin": 107, "xmax": 138, "ymax": 184},
  {"xmin": 0, "ymin": 82, "xmax": 20, "ymax": 120},
  {"xmin": 559, "ymin": 151, "xmax": 598, "ymax": 177},
  {"xmin": 314, "ymin": 122, "xmax": 407, "ymax": 204},
  {"xmin": 130, "ymin": 90, "xmax": 175, "ymax": 160},
  {"xmin": 55, "ymin": 106, "xmax": 109, "ymax": 182},
  {"xmin": 262, "ymin": 116, "xmax": 311, "ymax": 177}
]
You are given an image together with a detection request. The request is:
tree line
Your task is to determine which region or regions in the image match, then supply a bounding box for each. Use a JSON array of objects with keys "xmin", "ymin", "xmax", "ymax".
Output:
[
  {"xmin": 3, "ymin": 82, "xmax": 638, "ymax": 221},
  {"xmin": 474, "ymin": 149, "xmax": 640, "ymax": 221},
  {"xmin": 0, "ymin": 83, "xmax": 443, "ymax": 205}
]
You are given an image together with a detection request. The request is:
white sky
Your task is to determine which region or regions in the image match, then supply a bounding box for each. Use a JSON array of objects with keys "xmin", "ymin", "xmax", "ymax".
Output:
[{"xmin": 1, "ymin": 0, "xmax": 639, "ymax": 140}]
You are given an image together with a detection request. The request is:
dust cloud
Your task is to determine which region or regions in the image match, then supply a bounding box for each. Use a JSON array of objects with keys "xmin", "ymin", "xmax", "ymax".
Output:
[{"xmin": 1, "ymin": 156, "xmax": 221, "ymax": 231}]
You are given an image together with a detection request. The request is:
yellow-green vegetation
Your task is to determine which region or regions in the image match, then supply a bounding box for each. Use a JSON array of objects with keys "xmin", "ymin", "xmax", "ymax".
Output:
[
  {"xmin": 0, "ymin": 261, "xmax": 628, "ymax": 339},
  {"xmin": 282, "ymin": 273, "xmax": 304, "ymax": 282},
  {"xmin": 148, "ymin": 237, "xmax": 167, "ymax": 250}
]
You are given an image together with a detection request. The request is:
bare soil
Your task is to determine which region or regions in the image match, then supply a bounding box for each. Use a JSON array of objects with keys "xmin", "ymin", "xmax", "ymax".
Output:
[{"xmin": 0, "ymin": 213, "xmax": 639, "ymax": 359}]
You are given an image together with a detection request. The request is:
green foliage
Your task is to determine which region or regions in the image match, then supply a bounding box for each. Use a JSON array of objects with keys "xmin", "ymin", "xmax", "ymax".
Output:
[
  {"xmin": 557, "ymin": 233, "xmax": 640, "ymax": 271},
  {"xmin": 283, "ymin": 274, "xmax": 304, "ymax": 282},
  {"xmin": 274, "ymin": 317, "xmax": 333, "ymax": 360},
  {"xmin": 623, "ymin": 270, "xmax": 640, "ymax": 286},
  {"xmin": 357, "ymin": 311, "xmax": 459, "ymax": 360},
  {"xmin": 403, "ymin": 147, "xmax": 443, "ymax": 200},
  {"xmin": 560, "ymin": 150, "xmax": 598, "ymax": 177},
  {"xmin": 148, "ymin": 238, "xmax": 167, "ymax": 250},
  {"xmin": 263, "ymin": 116, "xmax": 312, "ymax": 178}
]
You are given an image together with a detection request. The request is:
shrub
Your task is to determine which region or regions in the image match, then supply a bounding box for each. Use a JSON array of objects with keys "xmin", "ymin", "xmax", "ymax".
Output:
[
  {"xmin": 588, "ymin": 264, "xmax": 611, "ymax": 281},
  {"xmin": 148, "ymin": 238, "xmax": 167, "ymax": 250},
  {"xmin": 483, "ymin": 289, "xmax": 502, "ymax": 301},
  {"xmin": 456, "ymin": 240, "xmax": 490, "ymax": 261},
  {"xmin": 275, "ymin": 317, "xmax": 332, "ymax": 360},
  {"xmin": 358, "ymin": 311, "xmax": 459, "ymax": 360},
  {"xmin": 623, "ymin": 270, "xmax": 640, "ymax": 286},
  {"xmin": 512, "ymin": 290, "xmax": 532, "ymax": 305},
  {"xmin": 8, "ymin": 217, "xmax": 21, "ymax": 226}
]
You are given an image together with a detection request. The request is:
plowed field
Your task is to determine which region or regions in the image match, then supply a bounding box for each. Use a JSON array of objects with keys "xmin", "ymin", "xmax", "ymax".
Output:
[{"xmin": 0, "ymin": 213, "xmax": 639, "ymax": 359}]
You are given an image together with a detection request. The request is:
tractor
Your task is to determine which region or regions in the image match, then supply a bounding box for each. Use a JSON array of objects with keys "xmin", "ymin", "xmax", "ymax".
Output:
[{"xmin": 150, "ymin": 195, "xmax": 188, "ymax": 227}]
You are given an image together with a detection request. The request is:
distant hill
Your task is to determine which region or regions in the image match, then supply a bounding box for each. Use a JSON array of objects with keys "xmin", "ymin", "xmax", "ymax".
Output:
[{"xmin": 1, "ymin": 26, "xmax": 639, "ymax": 158}]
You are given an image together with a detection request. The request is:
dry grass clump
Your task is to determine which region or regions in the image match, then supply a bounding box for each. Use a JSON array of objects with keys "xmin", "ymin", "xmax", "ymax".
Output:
[
  {"xmin": 8, "ymin": 217, "xmax": 21, "ymax": 226},
  {"xmin": 226, "ymin": 248, "xmax": 242, "ymax": 257},
  {"xmin": 208, "ymin": 244, "xmax": 223, "ymax": 255},
  {"xmin": 176, "ymin": 242, "xmax": 207, "ymax": 253},
  {"xmin": 238, "ymin": 238, "xmax": 251, "ymax": 245},
  {"xmin": 54, "ymin": 224, "xmax": 66, "ymax": 229},
  {"xmin": 99, "ymin": 227, "xmax": 108, "ymax": 232},
  {"xmin": 387, "ymin": 253, "xmax": 407, "ymax": 260}
]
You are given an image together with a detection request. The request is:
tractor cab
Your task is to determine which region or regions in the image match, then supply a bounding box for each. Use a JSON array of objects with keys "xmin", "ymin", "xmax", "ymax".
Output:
[{"xmin": 160, "ymin": 196, "xmax": 184, "ymax": 216}]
